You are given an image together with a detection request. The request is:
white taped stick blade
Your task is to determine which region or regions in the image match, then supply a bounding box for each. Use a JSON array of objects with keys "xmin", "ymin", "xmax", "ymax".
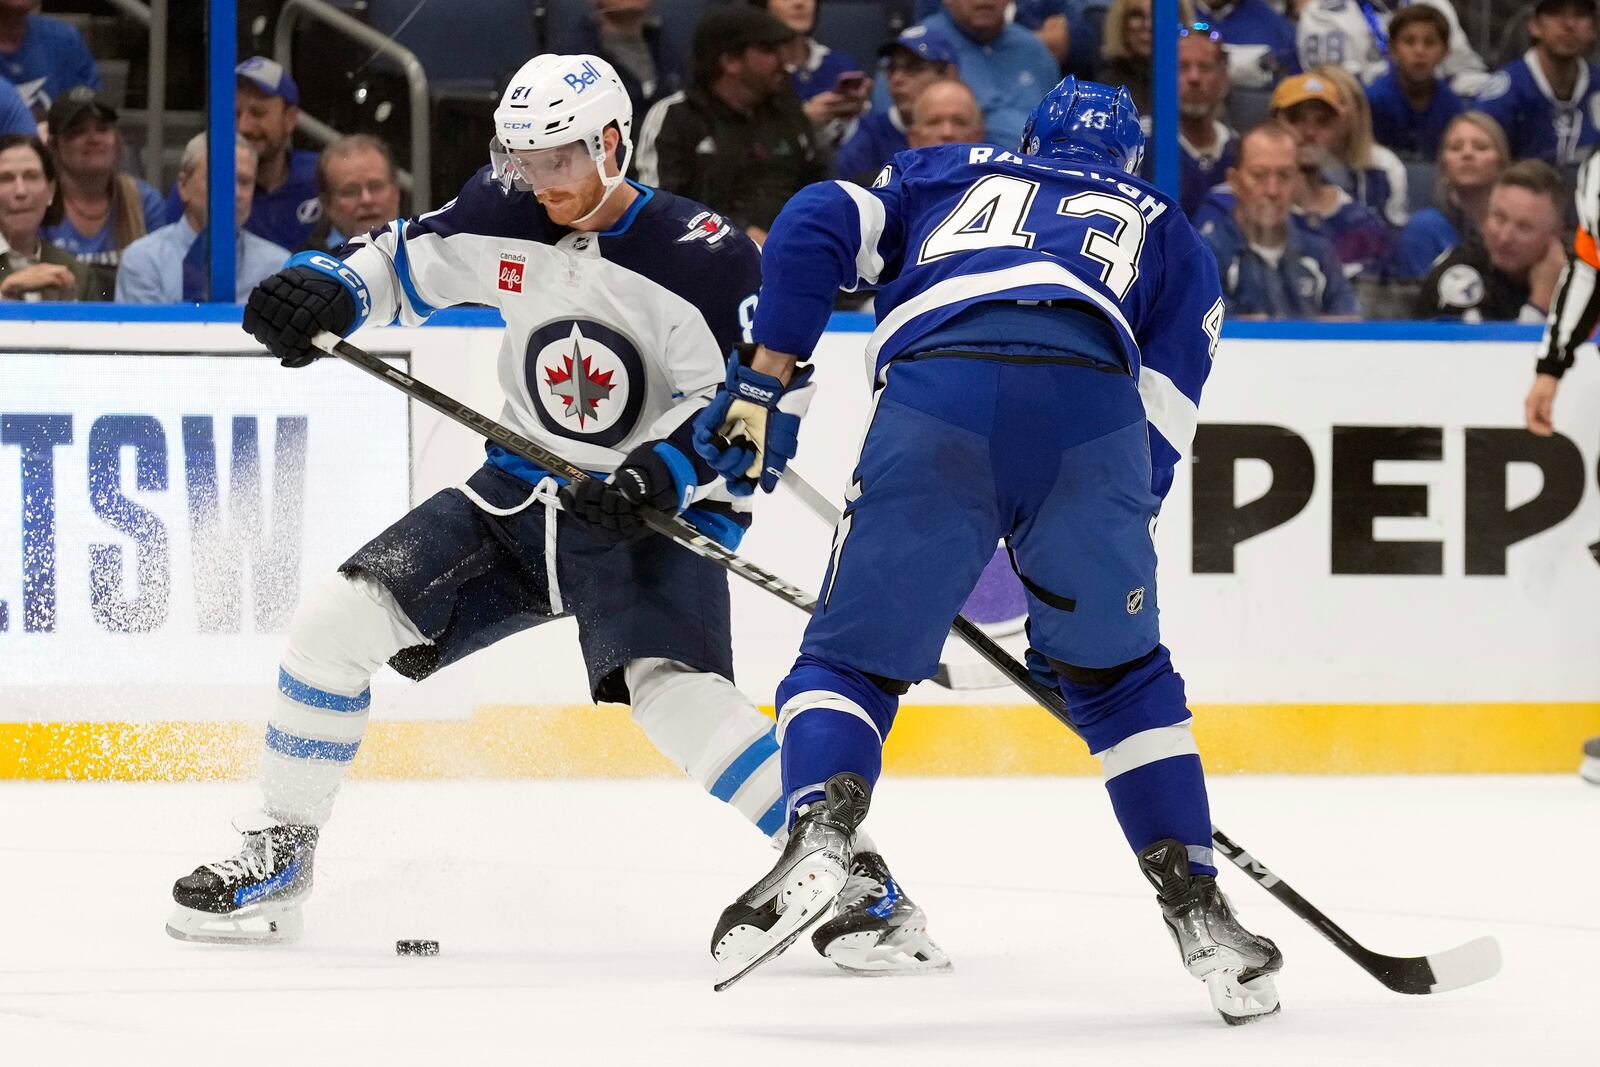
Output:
[{"xmin": 1425, "ymin": 935, "xmax": 1502, "ymax": 992}]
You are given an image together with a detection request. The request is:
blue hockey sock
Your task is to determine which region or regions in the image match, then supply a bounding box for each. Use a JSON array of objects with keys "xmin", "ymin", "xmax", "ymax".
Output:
[
  {"xmin": 775, "ymin": 654, "xmax": 899, "ymax": 826},
  {"xmin": 1053, "ymin": 644, "xmax": 1216, "ymax": 876},
  {"xmin": 1100, "ymin": 743, "xmax": 1216, "ymax": 876}
]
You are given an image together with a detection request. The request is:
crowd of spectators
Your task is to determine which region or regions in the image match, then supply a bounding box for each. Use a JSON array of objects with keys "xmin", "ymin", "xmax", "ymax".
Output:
[{"xmin": 2, "ymin": 0, "xmax": 1599, "ymax": 324}]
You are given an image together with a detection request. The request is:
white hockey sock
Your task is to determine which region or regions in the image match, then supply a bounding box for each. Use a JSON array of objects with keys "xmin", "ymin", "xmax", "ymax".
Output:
[
  {"xmin": 625, "ymin": 658, "xmax": 786, "ymax": 837},
  {"xmin": 261, "ymin": 571, "xmax": 426, "ymax": 827}
]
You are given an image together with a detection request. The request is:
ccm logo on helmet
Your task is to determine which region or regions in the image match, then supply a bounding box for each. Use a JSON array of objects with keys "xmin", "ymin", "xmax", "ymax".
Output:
[{"xmin": 564, "ymin": 59, "xmax": 603, "ymax": 94}]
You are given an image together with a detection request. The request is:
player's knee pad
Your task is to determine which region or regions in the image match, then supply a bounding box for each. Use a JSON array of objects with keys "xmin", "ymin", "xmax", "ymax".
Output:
[
  {"xmin": 281, "ymin": 570, "xmax": 427, "ymax": 695},
  {"xmin": 775, "ymin": 654, "xmax": 900, "ymax": 747},
  {"xmin": 1045, "ymin": 647, "xmax": 1157, "ymax": 689},
  {"xmin": 1048, "ymin": 644, "xmax": 1190, "ymax": 753}
]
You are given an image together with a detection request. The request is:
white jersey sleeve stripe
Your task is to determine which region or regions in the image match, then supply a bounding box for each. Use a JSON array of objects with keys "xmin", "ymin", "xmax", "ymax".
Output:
[
  {"xmin": 833, "ymin": 179, "xmax": 887, "ymax": 287},
  {"xmin": 1137, "ymin": 365, "xmax": 1201, "ymax": 458}
]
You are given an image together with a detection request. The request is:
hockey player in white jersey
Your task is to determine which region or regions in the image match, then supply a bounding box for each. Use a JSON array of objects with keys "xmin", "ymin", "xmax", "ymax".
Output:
[{"xmin": 164, "ymin": 54, "xmax": 948, "ymax": 977}]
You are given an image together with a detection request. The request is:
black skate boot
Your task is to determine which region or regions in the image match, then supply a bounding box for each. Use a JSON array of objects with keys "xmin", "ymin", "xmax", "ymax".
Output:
[
  {"xmin": 1138, "ymin": 838, "xmax": 1283, "ymax": 1025},
  {"xmin": 711, "ymin": 772, "xmax": 870, "ymax": 990},
  {"xmin": 1580, "ymin": 737, "xmax": 1600, "ymax": 785},
  {"xmin": 811, "ymin": 850, "xmax": 952, "ymax": 976},
  {"xmin": 166, "ymin": 817, "xmax": 319, "ymax": 944}
]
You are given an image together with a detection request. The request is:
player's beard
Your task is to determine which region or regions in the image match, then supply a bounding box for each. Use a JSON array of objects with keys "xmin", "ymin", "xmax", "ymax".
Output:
[{"xmin": 536, "ymin": 174, "xmax": 606, "ymax": 227}]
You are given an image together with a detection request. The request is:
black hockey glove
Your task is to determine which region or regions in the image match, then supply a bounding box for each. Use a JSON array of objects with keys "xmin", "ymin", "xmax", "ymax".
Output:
[
  {"xmin": 243, "ymin": 257, "xmax": 361, "ymax": 368},
  {"xmin": 559, "ymin": 442, "xmax": 693, "ymax": 542}
]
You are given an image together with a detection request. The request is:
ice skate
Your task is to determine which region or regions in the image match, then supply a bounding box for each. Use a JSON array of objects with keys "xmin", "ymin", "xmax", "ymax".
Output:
[
  {"xmin": 1138, "ymin": 838, "xmax": 1283, "ymax": 1025},
  {"xmin": 811, "ymin": 850, "xmax": 951, "ymax": 976},
  {"xmin": 1580, "ymin": 737, "xmax": 1600, "ymax": 785},
  {"xmin": 711, "ymin": 772, "xmax": 869, "ymax": 990},
  {"xmin": 166, "ymin": 817, "xmax": 318, "ymax": 945}
]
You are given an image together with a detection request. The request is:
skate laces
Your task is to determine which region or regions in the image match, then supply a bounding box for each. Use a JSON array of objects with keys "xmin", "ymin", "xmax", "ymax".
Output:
[
  {"xmin": 837, "ymin": 870, "xmax": 887, "ymax": 911},
  {"xmin": 204, "ymin": 836, "xmax": 272, "ymax": 885}
]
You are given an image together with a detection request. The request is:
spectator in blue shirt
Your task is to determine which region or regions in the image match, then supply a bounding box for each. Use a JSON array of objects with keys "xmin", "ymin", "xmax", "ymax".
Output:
[
  {"xmin": 39, "ymin": 87, "xmax": 164, "ymax": 297},
  {"xmin": 1172, "ymin": 20, "xmax": 1237, "ymax": 217},
  {"xmin": 1366, "ymin": 5, "xmax": 1465, "ymax": 162},
  {"xmin": 834, "ymin": 26, "xmax": 959, "ymax": 183},
  {"xmin": 1194, "ymin": 0, "xmax": 1298, "ymax": 91},
  {"xmin": 920, "ymin": 0, "xmax": 1061, "ymax": 148},
  {"xmin": 0, "ymin": 64, "xmax": 31, "ymax": 135},
  {"xmin": 1393, "ymin": 110, "xmax": 1509, "ymax": 278},
  {"xmin": 1475, "ymin": 0, "xmax": 1600, "ymax": 168},
  {"xmin": 0, "ymin": 1, "xmax": 98, "ymax": 120},
  {"xmin": 162, "ymin": 57, "xmax": 323, "ymax": 251},
  {"xmin": 118, "ymin": 133, "xmax": 290, "ymax": 303},
  {"xmin": 1199, "ymin": 121, "xmax": 1358, "ymax": 319}
]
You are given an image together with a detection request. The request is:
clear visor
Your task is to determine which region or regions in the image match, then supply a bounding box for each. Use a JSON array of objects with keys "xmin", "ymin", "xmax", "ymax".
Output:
[{"xmin": 507, "ymin": 140, "xmax": 599, "ymax": 193}]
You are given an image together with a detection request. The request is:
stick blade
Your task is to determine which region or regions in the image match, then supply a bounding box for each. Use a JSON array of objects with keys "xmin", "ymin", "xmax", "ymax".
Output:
[
  {"xmin": 1421, "ymin": 935, "xmax": 1502, "ymax": 993},
  {"xmin": 1366, "ymin": 935, "xmax": 1502, "ymax": 995}
]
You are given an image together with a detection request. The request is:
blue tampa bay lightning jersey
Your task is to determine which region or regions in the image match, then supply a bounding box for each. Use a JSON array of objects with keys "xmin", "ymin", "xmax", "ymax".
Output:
[
  {"xmin": 1475, "ymin": 51, "xmax": 1600, "ymax": 167},
  {"xmin": 753, "ymin": 143, "xmax": 1226, "ymax": 501}
]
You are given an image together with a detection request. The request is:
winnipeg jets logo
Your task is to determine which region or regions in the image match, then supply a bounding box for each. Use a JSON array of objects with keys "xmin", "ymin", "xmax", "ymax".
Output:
[
  {"xmin": 543, "ymin": 334, "xmax": 616, "ymax": 427},
  {"xmin": 678, "ymin": 210, "xmax": 731, "ymax": 246},
  {"xmin": 524, "ymin": 319, "xmax": 644, "ymax": 446}
]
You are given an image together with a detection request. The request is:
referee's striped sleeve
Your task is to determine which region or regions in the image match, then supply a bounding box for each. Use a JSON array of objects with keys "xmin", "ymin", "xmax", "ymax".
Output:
[{"xmin": 1537, "ymin": 152, "xmax": 1600, "ymax": 378}]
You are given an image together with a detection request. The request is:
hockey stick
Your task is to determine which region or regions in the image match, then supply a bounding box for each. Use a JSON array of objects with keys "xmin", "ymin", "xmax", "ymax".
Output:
[
  {"xmin": 320, "ymin": 333, "xmax": 1500, "ymax": 996},
  {"xmin": 776, "ymin": 466, "xmax": 1502, "ymax": 996}
]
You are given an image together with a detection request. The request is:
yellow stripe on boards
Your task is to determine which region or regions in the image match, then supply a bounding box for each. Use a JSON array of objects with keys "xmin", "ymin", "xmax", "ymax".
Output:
[{"xmin": 0, "ymin": 703, "xmax": 1596, "ymax": 780}]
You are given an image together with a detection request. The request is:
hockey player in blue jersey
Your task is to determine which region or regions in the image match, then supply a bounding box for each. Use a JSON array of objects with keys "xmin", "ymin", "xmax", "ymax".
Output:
[
  {"xmin": 695, "ymin": 76, "xmax": 1282, "ymax": 1023},
  {"xmin": 163, "ymin": 53, "xmax": 947, "ymax": 978}
]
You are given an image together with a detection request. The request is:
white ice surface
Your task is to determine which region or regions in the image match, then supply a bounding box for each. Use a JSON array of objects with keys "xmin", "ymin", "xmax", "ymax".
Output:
[{"xmin": 1, "ymin": 775, "xmax": 1593, "ymax": 1065}]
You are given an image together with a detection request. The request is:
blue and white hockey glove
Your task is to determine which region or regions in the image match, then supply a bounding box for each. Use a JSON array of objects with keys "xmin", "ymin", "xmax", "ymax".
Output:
[
  {"xmin": 692, "ymin": 348, "xmax": 816, "ymax": 496},
  {"xmin": 243, "ymin": 252, "xmax": 370, "ymax": 368},
  {"xmin": 558, "ymin": 441, "xmax": 695, "ymax": 541}
]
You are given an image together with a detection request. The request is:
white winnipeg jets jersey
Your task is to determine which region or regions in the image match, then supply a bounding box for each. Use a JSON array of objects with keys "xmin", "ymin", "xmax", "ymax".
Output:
[{"xmin": 341, "ymin": 168, "xmax": 762, "ymax": 506}]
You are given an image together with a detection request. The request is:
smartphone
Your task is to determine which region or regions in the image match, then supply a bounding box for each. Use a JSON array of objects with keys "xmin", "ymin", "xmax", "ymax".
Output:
[{"xmin": 834, "ymin": 71, "xmax": 869, "ymax": 93}]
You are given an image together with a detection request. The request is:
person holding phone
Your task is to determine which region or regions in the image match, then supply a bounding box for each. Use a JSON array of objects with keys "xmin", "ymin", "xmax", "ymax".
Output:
[
  {"xmin": 759, "ymin": 0, "xmax": 871, "ymax": 145},
  {"xmin": 834, "ymin": 27, "xmax": 961, "ymax": 184}
]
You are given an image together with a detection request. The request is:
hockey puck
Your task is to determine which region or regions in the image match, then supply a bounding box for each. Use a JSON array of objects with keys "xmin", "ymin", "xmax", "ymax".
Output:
[{"xmin": 395, "ymin": 939, "xmax": 440, "ymax": 957}]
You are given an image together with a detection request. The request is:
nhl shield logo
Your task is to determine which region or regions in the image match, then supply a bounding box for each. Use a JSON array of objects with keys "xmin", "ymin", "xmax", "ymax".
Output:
[{"xmin": 1126, "ymin": 587, "xmax": 1145, "ymax": 615}]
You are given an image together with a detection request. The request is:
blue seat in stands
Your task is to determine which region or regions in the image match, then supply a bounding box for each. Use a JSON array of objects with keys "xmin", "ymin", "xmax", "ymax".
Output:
[
  {"xmin": 1405, "ymin": 160, "xmax": 1438, "ymax": 213},
  {"xmin": 813, "ymin": 1, "xmax": 895, "ymax": 65},
  {"xmin": 1225, "ymin": 85, "xmax": 1274, "ymax": 132},
  {"xmin": 365, "ymin": 0, "xmax": 538, "ymax": 96}
]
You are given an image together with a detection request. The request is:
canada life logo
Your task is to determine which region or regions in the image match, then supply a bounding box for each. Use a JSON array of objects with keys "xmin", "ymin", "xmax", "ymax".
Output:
[{"xmin": 498, "ymin": 252, "xmax": 525, "ymax": 294}]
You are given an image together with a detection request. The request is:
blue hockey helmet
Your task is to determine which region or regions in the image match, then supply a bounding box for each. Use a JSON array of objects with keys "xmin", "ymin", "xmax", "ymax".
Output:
[{"xmin": 1019, "ymin": 76, "xmax": 1146, "ymax": 175}]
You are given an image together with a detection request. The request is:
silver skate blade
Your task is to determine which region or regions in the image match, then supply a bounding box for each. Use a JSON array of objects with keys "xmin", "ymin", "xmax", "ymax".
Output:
[
  {"xmin": 1422, "ymin": 935, "xmax": 1502, "ymax": 993},
  {"xmin": 714, "ymin": 873, "xmax": 844, "ymax": 992},
  {"xmin": 165, "ymin": 902, "xmax": 302, "ymax": 945},
  {"xmin": 822, "ymin": 929, "xmax": 955, "ymax": 977}
]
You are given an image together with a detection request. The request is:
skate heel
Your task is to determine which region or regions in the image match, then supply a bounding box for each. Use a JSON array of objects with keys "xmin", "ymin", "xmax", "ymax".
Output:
[
  {"xmin": 1205, "ymin": 969, "xmax": 1281, "ymax": 1025},
  {"xmin": 714, "ymin": 862, "xmax": 845, "ymax": 991}
]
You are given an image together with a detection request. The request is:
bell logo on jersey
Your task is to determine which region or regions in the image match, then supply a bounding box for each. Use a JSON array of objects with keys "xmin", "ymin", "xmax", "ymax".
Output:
[
  {"xmin": 524, "ymin": 320, "xmax": 645, "ymax": 446},
  {"xmin": 498, "ymin": 253, "xmax": 526, "ymax": 294}
]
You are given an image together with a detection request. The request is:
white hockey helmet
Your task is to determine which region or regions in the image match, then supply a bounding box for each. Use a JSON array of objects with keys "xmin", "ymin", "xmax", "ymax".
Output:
[{"xmin": 492, "ymin": 53, "xmax": 633, "ymax": 224}]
